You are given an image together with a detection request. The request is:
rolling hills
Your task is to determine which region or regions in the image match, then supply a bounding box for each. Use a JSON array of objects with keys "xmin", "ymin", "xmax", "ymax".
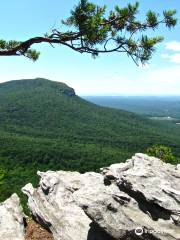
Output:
[
  {"xmin": 0, "ymin": 78, "xmax": 180, "ymax": 207},
  {"xmin": 84, "ymin": 96, "xmax": 180, "ymax": 119}
]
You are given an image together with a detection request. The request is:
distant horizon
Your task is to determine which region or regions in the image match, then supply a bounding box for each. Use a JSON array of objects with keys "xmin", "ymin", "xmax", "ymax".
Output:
[
  {"xmin": 1, "ymin": 77, "xmax": 180, "ymax": 97},
  {"xmin": 82, "ymin": 94, "xmax": 180, "ymax": 97}
]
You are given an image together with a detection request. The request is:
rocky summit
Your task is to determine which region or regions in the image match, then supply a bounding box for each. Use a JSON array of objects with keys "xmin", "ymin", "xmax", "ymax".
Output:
[
  {"xmin": 0, "ymin": 194, "xmax": 25, "ymax": 240},
  {"xmin": 0, "ymin": 153, "xmax": 180, "ymax": 240}
]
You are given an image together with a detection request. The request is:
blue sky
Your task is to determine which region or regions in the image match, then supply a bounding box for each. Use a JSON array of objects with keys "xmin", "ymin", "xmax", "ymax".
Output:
[{"xmin": 0, "ymin": 0, "xmax": 180, "ymax": 95}]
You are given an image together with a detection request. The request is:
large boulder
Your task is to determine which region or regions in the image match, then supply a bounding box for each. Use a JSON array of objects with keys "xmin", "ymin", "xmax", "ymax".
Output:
[
  {"xmin": 0, "ymin": 193, "xmax": 25, "ymax": 240},
  {"xmin": 22, "ymin": 171, "xmax": 113, "ymax": 240},
  {"xmin": 22, "ymin": 154, "xmax": 180, "ymax": 240}
]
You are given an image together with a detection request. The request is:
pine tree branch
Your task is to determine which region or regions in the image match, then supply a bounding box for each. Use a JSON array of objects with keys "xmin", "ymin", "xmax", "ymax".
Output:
[{"xmin": 0, "ymin": 1, "xmax": 177, "ymax": 64}]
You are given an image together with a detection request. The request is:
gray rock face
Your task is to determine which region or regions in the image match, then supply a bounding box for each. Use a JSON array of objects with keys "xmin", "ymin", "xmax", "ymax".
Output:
[
  {"xmin": 0, "ymin": 194, "xmax": 25, "ymax": 240},
  {"xmin": 22, "ymin": 171, "xmax": 113, "ymax": 240},
  {"xmin": 62, "ymin": 87, "xmax": 75, "ymax": 96},
  {"xmin": 22, "ymin": 154, "xmax": 180, "ymax": 240}
]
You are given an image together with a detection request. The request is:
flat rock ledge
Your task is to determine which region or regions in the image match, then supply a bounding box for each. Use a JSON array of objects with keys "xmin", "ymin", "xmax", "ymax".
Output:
[
  {"xmin": 22, "ymin": 153, "xmax": 180, "ymax": 240},
  {"xmin": 0, "ymin": 193, "xmax": 25, "ymax": 240}
]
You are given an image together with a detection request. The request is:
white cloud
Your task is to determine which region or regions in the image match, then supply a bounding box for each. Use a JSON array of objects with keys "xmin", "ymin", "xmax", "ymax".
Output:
[
  {"xmin": 162, "ymin": 41, "xmax": 180, "ymax": 64},
  {"xmin": 139, "ymin": 66, "xmax": 180, "ymax": 95},
  {"xmin": 74, "ymin": 65, "xmax": 180, "ymax": 96},
  {"xmin": 165, "ymin": 41, "xmax": 180, "ymax": 51},
  {"xmin": 161, "ymin": 53, "xmax": 180, "ymax": 64},
  {"xmin": 149, "ymin": 66, "xmax": 180, "ymax": 84}
]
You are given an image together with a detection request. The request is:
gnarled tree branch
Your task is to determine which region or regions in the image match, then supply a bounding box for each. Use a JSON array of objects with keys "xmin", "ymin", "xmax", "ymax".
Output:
[{"xmin": 0, "ymin": 0, "xmax": 177, "ymax": 64}]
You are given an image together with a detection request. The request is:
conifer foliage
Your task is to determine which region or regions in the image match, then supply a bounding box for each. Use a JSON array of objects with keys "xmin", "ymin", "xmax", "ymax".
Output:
[{"xmin": 0, "ymin": 1, "xmax": 177, "ymax": 64}]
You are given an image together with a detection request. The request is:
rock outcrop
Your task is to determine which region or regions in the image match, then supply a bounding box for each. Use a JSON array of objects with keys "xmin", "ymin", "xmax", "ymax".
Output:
[
  {"xmin": 62, "ymin": 87, "xmax": 75, "ymax": 96},
  {"xmin": 0, "ymin": 193, "xmax": 25, "ymax": 240},
  {"xmin": 22, "ymin": 153, "xmax": 180, "ymax": 240}
]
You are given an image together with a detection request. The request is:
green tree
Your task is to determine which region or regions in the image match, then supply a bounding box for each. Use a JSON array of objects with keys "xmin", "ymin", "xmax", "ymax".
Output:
[
  {"xmin": 0, "ymin": 168, "xmax": 6, "ymax": 185},
  {"xmin": 146, "ymin": 145, "xmax": 176, "ymax": 164},
  {"xmin": 0, "ymin": 0, "xmax": 177, "ymax": 64}
]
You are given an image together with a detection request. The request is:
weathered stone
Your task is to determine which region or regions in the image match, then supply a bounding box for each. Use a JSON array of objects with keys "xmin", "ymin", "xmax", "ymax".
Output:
[
  {"xmin": 176, "ymin": 164, "xmax": 180, "ymax": 171},
  {"xmin": 22, "ymin": 154, "xmax": 180, "ymax": 240},
  {"xmin": 0, "ymin": 193, "xmax": 25, "ymax": 240},
  {"xmin": 22, "ymin": 171, "xmax": 113, "ymax": 240}
]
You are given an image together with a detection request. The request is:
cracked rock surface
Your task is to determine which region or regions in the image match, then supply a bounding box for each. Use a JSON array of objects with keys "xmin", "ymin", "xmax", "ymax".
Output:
[
  {"xmin": 22, "ymin": 154, "xmax": 180, "ymax": 240},
  {"xmin": 0, "ymin": 193, "xmax": 25, "ymax": 240}
]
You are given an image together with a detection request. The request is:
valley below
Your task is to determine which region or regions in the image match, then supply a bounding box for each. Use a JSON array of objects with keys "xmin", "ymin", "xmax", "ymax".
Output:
[
  {"xmin": 84, "ymin": 95, "xmax": 180, "ymax": 118},
  {"xmin": 0, "ymin": 78, "xmax": 180, "ymax": 211}
]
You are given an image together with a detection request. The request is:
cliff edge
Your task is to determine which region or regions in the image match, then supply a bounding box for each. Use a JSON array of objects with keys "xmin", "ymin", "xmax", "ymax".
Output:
[{"xmin": 1, "ymin": 153, "xmax": 180, "ymax": 240}]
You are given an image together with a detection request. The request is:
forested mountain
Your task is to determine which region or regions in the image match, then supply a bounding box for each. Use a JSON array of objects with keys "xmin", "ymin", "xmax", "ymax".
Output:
[{"xmin": 0, "ymin": 78, "xmax": 180, "ymax": 207}]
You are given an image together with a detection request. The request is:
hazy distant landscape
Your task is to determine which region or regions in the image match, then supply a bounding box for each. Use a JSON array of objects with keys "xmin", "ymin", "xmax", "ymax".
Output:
[{"xmin": 84, "ymin": 96, "xmax": 180, "ymax": 123}]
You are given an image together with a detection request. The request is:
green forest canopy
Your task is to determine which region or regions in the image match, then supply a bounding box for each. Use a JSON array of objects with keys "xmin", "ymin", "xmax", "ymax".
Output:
[{"xmin": 0, "ymin": 78, "xmax": 180, "ymax": 210}]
